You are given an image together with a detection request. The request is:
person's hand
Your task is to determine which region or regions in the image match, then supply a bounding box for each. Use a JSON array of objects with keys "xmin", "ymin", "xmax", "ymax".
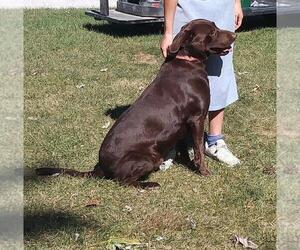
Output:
[
  {"xmin": 160, "ymin": 33, "xmax": 173, "ymax": 58},
  {"xmin": 234, "ymin": 0, "xmax": 244, "ymax": 30}
]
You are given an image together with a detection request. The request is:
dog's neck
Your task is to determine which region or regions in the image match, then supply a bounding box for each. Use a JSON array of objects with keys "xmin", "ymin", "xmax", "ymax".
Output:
[
  {"xmin": 173, "ymin": 49, "xmax": 208, "ymax": 63},
  {"xmin": 175, "ymin": 55, "xmax": 200, "ymax": 62}
]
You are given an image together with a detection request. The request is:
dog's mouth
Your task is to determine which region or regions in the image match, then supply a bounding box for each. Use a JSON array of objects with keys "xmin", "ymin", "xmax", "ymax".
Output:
[{"xmin": 210, "ymin": 46, "xmax": 232, "ymax": 55}]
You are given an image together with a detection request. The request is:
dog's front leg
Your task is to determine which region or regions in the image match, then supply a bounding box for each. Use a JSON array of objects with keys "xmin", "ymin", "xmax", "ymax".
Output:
[{"xmin": 189, "ymin": 116, "xmax": 211, "ymax": 176}]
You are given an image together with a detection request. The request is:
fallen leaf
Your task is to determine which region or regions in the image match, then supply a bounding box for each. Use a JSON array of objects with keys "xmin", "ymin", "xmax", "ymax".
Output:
[
  {"xmin": 74, "ymin": 233, "xmax": 80, "ymax": 241},
  {"xmin": 108, "ymin": 237, "xmax": 148, "ymax": 250},
  {"xmin": 237, "ymin": 71, "xmax": 249, "ymax": 76},
  {"xmin": 155, "ymin": 236, "xmax": 164, "ymax": 241},
  {"xmin": 123, "ymin": 205, "xmax": 132, "ymax": 212},
  {"xmin": 27, "ymin": 116, "xmax": 38, "ymax": 121},
  {"xmin": 232, "ymin": 235, "xmax": 258, "ymax": 249},
  {"xmin": 101, "ymin": 121, "xmax": 111, "ymax": 129},
  {"xmin": 100, "ymin": 68, "xmax": 108, "ymax": 72},
  {"xmin": 251, "ymin": 84, "xmax": 260, "ymax": 93},
  {"xmin": 186, "ymin": 217, "xmax": 197, "ymax": 230},
  {"xmin": 85, "ymin": 199, "xmax": 100, "ymax": 207},
  {"xmin": 76, "ymin": 84, "xmax": 85, "ymax": 89}
]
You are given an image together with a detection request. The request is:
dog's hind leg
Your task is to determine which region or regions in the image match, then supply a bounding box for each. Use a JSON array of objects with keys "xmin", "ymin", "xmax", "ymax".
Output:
[{"xmin": 115, "ymin": 153, "xmax": 160, "ymax": 189}]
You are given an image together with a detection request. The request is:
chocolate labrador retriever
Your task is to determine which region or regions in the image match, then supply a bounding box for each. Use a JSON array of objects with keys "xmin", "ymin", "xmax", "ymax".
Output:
[{"xmin": 36, "ymin": 19, "xmax": 236, "ymax": 188}]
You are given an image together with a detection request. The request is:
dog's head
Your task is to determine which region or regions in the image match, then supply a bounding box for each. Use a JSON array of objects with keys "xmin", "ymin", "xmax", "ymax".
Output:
[{"xmin": 168, "ymin": 19, "xmax": 236, "ymax": 59}]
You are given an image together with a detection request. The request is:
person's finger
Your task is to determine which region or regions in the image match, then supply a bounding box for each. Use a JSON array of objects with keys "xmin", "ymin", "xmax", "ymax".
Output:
[
  {"xmin": 235, "ymin": 14, "xmax": 243, "ymax": 30},
  {"xmin": 160, "ymin": 41, "xmax": 168, "ymax": 58},
  {"xmin": 238, "ymin": 16, "xmax": 243, "ymax": 29},
  {"xmin": 162, "ymin": 47, "xmax": 167, "ymax": 58}
]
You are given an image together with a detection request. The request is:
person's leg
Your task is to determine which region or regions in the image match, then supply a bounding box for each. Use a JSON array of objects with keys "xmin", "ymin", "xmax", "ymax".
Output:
[
  {"xmin": 205, "ymin": 109, "xmax": 225, "ymax": 147},
  {"xmin": 208, "ymin": 109, "xmax": 224, "ymax": 135},
  {"xmin": 205, "ymin": 109, "xmax": 240, "ymax": 166}
]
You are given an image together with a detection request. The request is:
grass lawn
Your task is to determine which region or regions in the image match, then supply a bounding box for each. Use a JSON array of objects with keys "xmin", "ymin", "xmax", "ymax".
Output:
[{"xmin": 24, "ymin": 9, "xmax": 276, "ymax": 249}]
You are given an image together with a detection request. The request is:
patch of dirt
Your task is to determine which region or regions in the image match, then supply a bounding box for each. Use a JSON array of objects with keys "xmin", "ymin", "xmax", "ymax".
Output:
[
  {"xmin": 137, "ymin": 209, "xmax": 185, "ymax": 232},
  {"xmin": 258, "ymin": 127, "xmax": 276, "ymax": 139},
  {"xmin": 263, "ymin": 166, "xmax": 276, "ymax": 176},
  {"xmin": 115, "ymin": 78, "xmax": 148, "ymax": 91},
  {"xmin": 134, "ymin": 52, "xmax": 158, "ymax": 65}
]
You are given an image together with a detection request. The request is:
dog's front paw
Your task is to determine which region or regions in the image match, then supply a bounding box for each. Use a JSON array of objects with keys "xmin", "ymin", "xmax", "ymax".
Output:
[
  {"xmin": 196, "ymin": 164, "xmax": 212, "ymax": 176},
  {"xmin": 198, "ymin": 168, "xmax": 212, "ymax": 176}
]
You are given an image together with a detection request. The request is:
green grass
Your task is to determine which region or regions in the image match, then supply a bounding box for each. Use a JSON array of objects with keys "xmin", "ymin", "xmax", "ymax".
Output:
[{"xmin": 24, "ymin": 9, "xmax": 276, "ymax": 249}]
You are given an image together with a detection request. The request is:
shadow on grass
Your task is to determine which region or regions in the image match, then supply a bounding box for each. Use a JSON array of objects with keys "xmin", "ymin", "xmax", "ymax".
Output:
[
  {"xmin": 0, "ymin": 166, "xmax": 23, "ymax": 187},
  {"xmin": 24, "ymin": 159, "xmax": 62, "ymax": 182},
  {"xmin": 83, "ymin": 22, "xmax": 162, "ymax": 37},
  {"xmin": 84, "ymin": 15, "xmax": 276, "ymax": 37},
  {"xmin": 237, "ymin": 14, "xmax": 276, "ymax": 32},
  {"xmin": 0, "ymin": 212, "xmax": 23, "ymax": 243},
  {"xmin": 24, "ymin": 210, "xmax": 98, "ymax": 240},
  {"xmin": 105, "ymin": 105, "xmax": 130, "ymax": 120}
]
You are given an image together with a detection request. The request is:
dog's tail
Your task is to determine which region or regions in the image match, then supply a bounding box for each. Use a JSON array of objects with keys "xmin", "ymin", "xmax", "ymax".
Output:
[{"xmin": 35, "ymin": 167, "xmax": 100, "ymax": 178}]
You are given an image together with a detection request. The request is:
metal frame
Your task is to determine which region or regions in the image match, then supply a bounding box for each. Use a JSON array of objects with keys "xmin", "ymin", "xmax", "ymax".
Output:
[
  {"xmin": 85, "ymin": 0, "xmax": 299, "ymax": 24},
  {"xmin": 85, "ymin": 9, "xmax": 164, "ymax": 24},
  {"xmin": 116, "ymin": 0, "xmax": 163, "ymax": 17}
]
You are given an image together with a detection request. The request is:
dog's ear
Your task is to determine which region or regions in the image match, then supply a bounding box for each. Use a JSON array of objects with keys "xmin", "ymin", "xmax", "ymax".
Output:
[{"xmin": 167, "ymin": 23, "xmax": 192, "ymax": 57}]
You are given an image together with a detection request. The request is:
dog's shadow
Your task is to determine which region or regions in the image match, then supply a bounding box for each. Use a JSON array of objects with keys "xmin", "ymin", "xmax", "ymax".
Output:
[
  {"xmin": 24, "ymin": 210, "xmax": 99, "ymax": 241},
  {"xmin": 105, "ymin": 105, "xmax": 131, "ymax": 120}
]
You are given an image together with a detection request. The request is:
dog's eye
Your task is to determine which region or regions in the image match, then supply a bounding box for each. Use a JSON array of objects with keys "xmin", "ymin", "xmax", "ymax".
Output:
[{"xmin": 210, "ymin": 30, "xmax": 217, "ymax": 37}]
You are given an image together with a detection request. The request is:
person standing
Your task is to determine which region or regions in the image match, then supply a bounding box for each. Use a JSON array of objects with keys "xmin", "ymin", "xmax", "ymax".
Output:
[{"xmin": 161, "ymin": 0, "xmax": 244, "ymax": 166}]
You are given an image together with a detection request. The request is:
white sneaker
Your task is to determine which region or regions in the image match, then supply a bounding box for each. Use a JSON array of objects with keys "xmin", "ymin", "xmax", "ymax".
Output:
[{"xmin": 205, "ymin": 139, "xmax": 240, "ymax": 167}]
